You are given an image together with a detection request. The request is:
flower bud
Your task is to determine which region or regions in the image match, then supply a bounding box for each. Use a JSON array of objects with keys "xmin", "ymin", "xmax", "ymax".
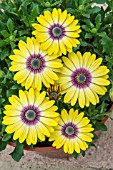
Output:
[
  {"xmin": 91, "ymin": 28, "xmax": 97, "ymax": 34},
  {"xmin": 45, "ymin": 2, "xmax": 51, "ymax": 7},
  {"xmin": 79, "ymin": 5, "xmax": 84, "ymax": 11}
]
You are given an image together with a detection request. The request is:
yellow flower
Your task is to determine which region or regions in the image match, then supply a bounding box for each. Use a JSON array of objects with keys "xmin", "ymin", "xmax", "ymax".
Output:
[
  {"xmin": 49, "ymin": 109, "xmax": 94, "ymax": 154},
  {"xmin": 57, "ymin": 51, "xmax": 110, "ymax": 108},
  {"xmin": 32, "ymin": 8, "xmax": 81, "ymax": 56},
  {"xmin": 2, "ymin": 88, "xmax": 60, "ymax": 145},
  {"xmin": 9, "ymin": 37, "xmax": 63, "ymax": 90},
  {"xmin": 47, "ymin": 84, "xmax": 61, "ymax": 100}
]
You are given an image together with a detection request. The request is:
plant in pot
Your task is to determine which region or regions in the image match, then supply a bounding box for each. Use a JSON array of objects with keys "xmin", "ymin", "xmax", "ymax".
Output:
[{"xmin": 0, "ymin": 0, "xmax": 113, "ymax": 162}]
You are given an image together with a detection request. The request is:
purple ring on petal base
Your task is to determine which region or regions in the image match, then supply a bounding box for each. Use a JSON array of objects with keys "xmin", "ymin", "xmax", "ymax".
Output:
[
  {"xmin": 26, "ymin": 54, "xmax": 45, "ymax": 74},
  {"xmin": 49, "ymin": 24, "xmax": 65, "ymax": 40},
  {"xmin": 62, "ymin": 122, "xmax": 78, "ymax": 139},
  {"xmin": 71, "ymin": 68, "xmax": 92, "ymax": 89},
  {"xmin": 21, "ymin": 105, "xmax": 41, "ymax": 126}
]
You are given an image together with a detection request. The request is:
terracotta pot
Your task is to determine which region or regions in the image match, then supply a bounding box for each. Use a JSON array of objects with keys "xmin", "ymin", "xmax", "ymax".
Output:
[{"xmin": 1, "ymin": 105, "xmax": 112, "ymax": 158}]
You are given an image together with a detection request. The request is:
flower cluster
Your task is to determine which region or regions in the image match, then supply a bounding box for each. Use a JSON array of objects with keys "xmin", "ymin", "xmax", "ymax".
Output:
[{"xmin": 2, "ymin": 8, "xmax": 110, "ymax": 156}]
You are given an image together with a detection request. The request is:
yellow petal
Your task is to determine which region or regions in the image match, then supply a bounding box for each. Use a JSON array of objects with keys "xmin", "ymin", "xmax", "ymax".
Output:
[
  {"xmin": 39, "ymin": 100, "xmax": 55, "ymax": 111},
  {"xmin": 44, "ymin": 10, "xmax": 54, "ymax": 25},
  {"xmin": 19, "ymin": 124, "xmax": 29, "ymax": 143},
  {"xmin": 63, "ymin": 16, "xmax": 75, "ymax": 27},
  {"xmin": 5, "ymin": 121, "xmax": 23, "ymax": 133},
  {"xmin": 59, "ymin": 39, "xmax": 67, "ymax": 55},
  {"xmin": 3, "ymin": 116, "xmax": 21, "ymax": 125},
  {"xmin": 40, "ymin": 39, "xmax": 53, "ymax": 51},
  {"xmin": 90, "ymin": 83, "xmax": 106, "ymax": 95},
  {"xmin": 61, "ymin": 109, "xmax": 68, "ymax": 123},
  {"xmin": 62, "ymin": 56, "xmax": 75, "ymax": 71},
  {"xmin": 41, "ymin": 111, "xmax": 59, "ymax": 118},
  {"xmin": 52, "ymin": 8, "xmax": 58, "ymax": 24},
  {"xmin": 25, "ymin": 72, "xmax": 34, "ymax": 90},
  {"xmin": 37, "ymin": 15, "xmax": 50, "ymax": 27},
  {"xmin": 89, "ymin": 58, "xmax": 102, "ymax": 72},
  {"xmin": 19, "ymin": 90, "xmax": 28, "ymax": 106},
  {"xmin": 78, "ymin": 89, "xmax": 85, "ymax": 108},
  {"xmin": 71, "ymin": 88, "xmax": 79, "ymax": 106},
  {"xmin": 18, "ymin": 40, "xmax": 30, "ymax": 58},
  {"xmin": 74, "ymin": 112, "xmax": 84, "ymax": 125},
  {"xmin": 32, "ymin": 23, "xmax": 48, "ymax": 32},
  {"xmin": 92, "ymin": 78, "xmax": 110, "ymax": 86},
  {"xmin": 59, "ymin": 10, "xmax": 67, "ymax": 25},
  {"xmin": 73, "ymin": 138, "xmax": 80, "ymax": 153},
  {"xmin": 40, "ymin": 117, "xmax": 58, "ymax": 126},
  {"xmin": 84, "ymin": 88, "xmax": 97, "ymax": 105},
  {"xmin": 14, "ymin": 69, "xmax": 30, "ymax": 84},
  {"xmin": 9, "ymin": 55, "xmax": 26, "ymax": 62},
  {"xmin": 34, "ymin": 91, "xmax": 46, "ymax": 107},
  {"xmin": 37, "ymin": 33, "xmax": 50, "ymax": 43},
  {"xmin": 9, "ymin": 63, "xmax": 26, "ymax": 71},
  {"xmin": 27, "ymin": 37, "xmax": 34, "ymax": 55},
  {"xmin": 77, "ymin": 133, "xmax": 93, "ymax": 142},
  {"xmin": 64, "ymin": 86, "xmax": 76, "ymax": 103}
]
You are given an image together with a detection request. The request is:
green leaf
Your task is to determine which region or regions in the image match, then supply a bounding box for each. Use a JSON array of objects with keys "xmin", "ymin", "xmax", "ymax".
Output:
[
  {"xmin": 82, "ymin": 25, "xmax": 90, "ymax": 32},
  {"xmin": 94, "ymin": 122, "xmax": 107, "ymax": 131},
  {"xmin": 95, "ymin": 14, "xmax": 101, "ymax": 23},
  {"xmin": 1, "ymin": 30, "xmax": 10, "ymax": 38},
  {"xmin": 72, "ymin": 151, "xmax": 78, "ymax": 159},
  {"xmin": 1, "ymin": 48, "xmax": 9, "ymax": 60},
  {"xmin": 92, "ymin": 0, "xmax": 106, "ymax": 4},
  {"xmin": 85, "ymin": 33, "xmax": 93, "ymax": 39},
  {"xmin": 0, "ymin": 40, "xmax": 6, "ymax": 48},
  {"xmin": 101, "ymin": 34, "xmax": 113, "ymax": 55},
  {"xmin": 9, "ymin": 142, "xmax": 24, "ymax": 162},
  {"xmin": 31, "ymin": 5, "xmax": 39, "ymax": 20},
  {"xmin": 0, "ymin": 140, "xmax": 8, "ymax": 151},
  {"xmin": 2, "ymin": 134, "xmax": 12, "ymax": 141},
  {"xmin": 6, "ymin": 89, "xmax": 15, "ymax": 97},
  {"xmin": 82, "ymin": 150, "xmax": 85, "ymax": 157},
  {"xmin": 7, "ymin": 18, "xmax": 14, "ymax": 33},
  {"xmin": 0, "ymin": 98, "xmax": 5, "ymax": 104},
  {"xmin": 88, "ymin": 6, "xmax": 101, "ymax": 14}
]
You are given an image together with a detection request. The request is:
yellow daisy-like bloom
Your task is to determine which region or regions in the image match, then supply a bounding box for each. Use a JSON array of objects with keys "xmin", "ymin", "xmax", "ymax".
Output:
[
  {"xmin": 9, "ymin": 37, "xmax": 63, "ymax": 90},
  {"xmin": 2, "ymin": 88, "xmax": 60, "ymax": 145},
  {"xmin": 57, "ymin": 51, "xmax": 110, "ymax": 108},
  {"xmin": 49, "ymin": 109, "xmax": 94, "ymax": 154},
  {"xmin": 32, "ymin": 8, "xmax": 81, "ymax": 56}
]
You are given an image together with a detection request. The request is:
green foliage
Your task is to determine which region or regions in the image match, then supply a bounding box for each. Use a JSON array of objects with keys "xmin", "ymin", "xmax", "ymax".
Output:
[{"xmin": 9, "ymin": 142, "xmax": 24, "ymax": 162}]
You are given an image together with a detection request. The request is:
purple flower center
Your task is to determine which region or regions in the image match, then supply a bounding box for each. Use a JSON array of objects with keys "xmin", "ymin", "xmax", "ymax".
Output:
[
  {"xmin": 26, "ymin": 54, "xmax": 45, "ymax": 74},
  {"xmin": 62, "ymin": 122, "xmax": 78, "ymax": 139},
  {"xmin": 49, "ymin": 24, "xmax": 65, "ymax": 40},
  {"xmin": 71, "ymin": 68, "xmax": 92, "ymax": 89},
  {"xmin": 21, "ymin": 105, "xmax": 40, "ymax": 126}
]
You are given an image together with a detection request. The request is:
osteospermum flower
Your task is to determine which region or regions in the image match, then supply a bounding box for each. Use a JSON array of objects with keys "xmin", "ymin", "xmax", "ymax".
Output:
[
  {"xmin": 49, "ymin": 109, "xmax": 94, "ymax": 154},
  {"xmin": 32, "ymin": 8, "xmax": 81, "ymax": 56},
  {"xmin": 2, "ymin": 88, "xmax": 60, "ymax": 145},
  {"xmin": 9, "ymin": 37, "xmax": 63, "ymax": 90},
  {"xmin": 47, "ymin": 84, "xmax": 61, "ymax": 100},
  {"xmin": 57, "ymin": 51, "xmax": 110, "ymax": 108}
]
